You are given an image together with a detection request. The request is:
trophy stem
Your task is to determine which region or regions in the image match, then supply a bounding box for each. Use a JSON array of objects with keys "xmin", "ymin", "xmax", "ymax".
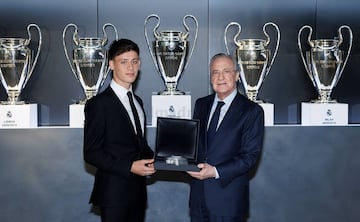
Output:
[
  {"xmin": 2, "ymin": 91, "xmax": 24, "ymax": 105},
  {"xmin": 78, "ymin": 90, "xmax": 97, "ymax": 104},
  {"xmin": 246, "ymin": 90, "xmax": 262, "ymax": 103},
  {"xmin": 316, "ymin": 90, "xmax": 336, "ymax": 104},
  {"xmin": 160, "ymin": 82, "xmax": 185, "ymax": 95}
]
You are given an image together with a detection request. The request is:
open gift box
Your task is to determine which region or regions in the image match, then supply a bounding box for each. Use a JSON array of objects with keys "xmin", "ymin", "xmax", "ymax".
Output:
[{"xmin": 154, "ymin": 117, "xmax": 200, "ymax": 172}]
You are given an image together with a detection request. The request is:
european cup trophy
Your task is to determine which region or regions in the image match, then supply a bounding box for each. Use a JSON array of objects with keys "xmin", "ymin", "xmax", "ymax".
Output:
[
  {"xmin": 63, "ymin": 23, "xmax": 118, "ymax": 104},
  {"xmin": 224, "ymin": 22, "xmax": 280, "ymax": 103},
  {"xmin": 144, "ymin": 14, "xmax": 198, "ymax": 95},
  {"xmin": 298, "ymin": 25, "xmax": 353, "ymax": 103},
  {"xmin": 0, "ymin": 24, "xmax": 42, "ymax": 104}
]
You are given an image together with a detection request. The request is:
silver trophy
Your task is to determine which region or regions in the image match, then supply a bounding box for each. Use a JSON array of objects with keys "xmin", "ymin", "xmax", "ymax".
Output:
[
  {"xmin": 145, "ymin": 14, "xmax": 198, "ymax": 95},
  {"xmin": 225, "ymin": 22, "xmax": 280, "ymax": 102},
  {"xmin": 0, "ymin": 24, "xmax": 42, "ymax": 104},
  {"xmin": 298, "ymin": 25, "xmax": 353, "ymax": 103},
  {"xmin": 63, "ymin": 23, "xmax": 118, "ymax": 104}
]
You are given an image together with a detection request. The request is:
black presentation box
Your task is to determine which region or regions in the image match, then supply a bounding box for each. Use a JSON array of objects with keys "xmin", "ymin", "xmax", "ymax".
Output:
[{"xmin": 154, "ymin": 117, "xmax": 200, "ymax": 172}]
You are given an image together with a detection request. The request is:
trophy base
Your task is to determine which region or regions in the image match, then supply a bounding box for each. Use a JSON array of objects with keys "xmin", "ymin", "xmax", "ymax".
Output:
[
  {"xmin": 258, "ymin": 103, "xmax": 274, "ymax": 126},
  {"xmin": 253, "ymin": 99, "xmax": 265, "ymax": 103},
  {"xmin": 310, "ymin": 98, "xmax": 338, "ymax": 104},
  {"xmin": 301, "ymin": 102, "xmax": 348, "ymax": 125},
  {"xmin": 158, "ymin": 90, "xmax": 185, "ymax": 95},
  {"xmin": 69, "ymin": 104, "xmax": 85, "ymax": 128},
  {"xmin": 0, "ymin": 101, "xmax": 26, "ymax": 105},
  {"xmin": 0, "ymin": 103, "xmax": 38, "ymax": 128},
  {"xmin": 151, "ymin": 95, "xmax": 191, "ymax": 126}
]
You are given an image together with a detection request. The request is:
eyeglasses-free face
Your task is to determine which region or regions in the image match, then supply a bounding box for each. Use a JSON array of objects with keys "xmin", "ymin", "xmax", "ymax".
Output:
[
  {"xmin": 109, "ymin": 50, "xmax": 140, "ymax": 90},
  {"xmin": 210, "ymin": 57, "xmax": 239, "ymax": 100}
]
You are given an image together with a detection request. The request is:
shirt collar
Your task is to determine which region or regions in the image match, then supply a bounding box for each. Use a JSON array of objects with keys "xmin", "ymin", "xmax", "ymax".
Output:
[
  {"xmin": 215, "ymin": 88, "xmax": 237, "ymax": 105},
  {"xmin": 110, "ymin": 80, "xmax": 133, "ymax": 98}
]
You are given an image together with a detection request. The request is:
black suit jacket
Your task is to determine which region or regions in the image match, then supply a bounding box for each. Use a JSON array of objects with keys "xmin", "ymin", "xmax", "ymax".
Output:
[
  {"xmin": 83, "ymin": 86, "xmax": 153, "ymax": 207},
  {"xmin": 190, "ymin": 92, "xmax": 264, "ymax": 217}
]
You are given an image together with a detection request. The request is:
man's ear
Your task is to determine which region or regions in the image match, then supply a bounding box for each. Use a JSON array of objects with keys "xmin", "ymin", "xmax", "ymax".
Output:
[
  {"xmin": 109, "ymin": 60, "xmax": 114, "ymax": 70},
  {"xmin": 236, "ymin": 71, "xmax": 240, "ymax": 81}
]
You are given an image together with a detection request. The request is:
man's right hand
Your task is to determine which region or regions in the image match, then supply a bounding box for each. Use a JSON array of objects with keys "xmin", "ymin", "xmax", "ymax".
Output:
[{"xmin": 130, "ymin": 159, "xmax": 156, "ymax": 176}]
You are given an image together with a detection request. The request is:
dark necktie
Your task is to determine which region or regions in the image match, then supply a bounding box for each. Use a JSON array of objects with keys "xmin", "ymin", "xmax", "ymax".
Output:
[
  {"xmin": 207, "ymin": 101, "xmax": 225, "ymax": 145},
  {"xmin": 127, "ymin": 91, "xmax": 143, "ymax": 138}
]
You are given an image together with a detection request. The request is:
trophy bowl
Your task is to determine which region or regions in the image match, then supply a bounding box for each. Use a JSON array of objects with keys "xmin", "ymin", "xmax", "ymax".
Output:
[
  {"xmin": 298, "ymin": 25, "xmax": 353, "ymax": 103},
  {"xmin": 0, "ymin": 24, "xmax": 42, "ymax": 104},
  {"xmin": 63, "ymin": 23, "xmax": 118, "ymax": 104},
  {"xmin": 225, "ymin": 22, "xmax": 280, "ymax": 103},
  {"xmin": 145, "ymin": 14, "xmax": 198, "ymax": 95}
]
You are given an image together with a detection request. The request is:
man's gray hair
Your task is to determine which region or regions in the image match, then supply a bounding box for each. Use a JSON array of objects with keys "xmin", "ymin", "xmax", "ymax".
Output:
[{"xmin": 209, "ymin": 53, "xmax": 237, "ymax": 70}]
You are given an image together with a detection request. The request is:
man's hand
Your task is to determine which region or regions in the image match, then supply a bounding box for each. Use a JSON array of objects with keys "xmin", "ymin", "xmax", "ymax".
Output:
[
  {"xmin": 131, "ymin": 159, "xmax": 156, "ymax": 176},
  {"xmin": 187, "ymin": 163, "xmax": 216, "ymax": 180}
]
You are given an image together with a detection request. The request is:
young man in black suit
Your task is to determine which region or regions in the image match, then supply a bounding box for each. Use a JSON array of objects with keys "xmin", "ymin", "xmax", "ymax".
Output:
[{"xmin": 83, "ymin": 39, "xmax": 156, "ymax": 222}]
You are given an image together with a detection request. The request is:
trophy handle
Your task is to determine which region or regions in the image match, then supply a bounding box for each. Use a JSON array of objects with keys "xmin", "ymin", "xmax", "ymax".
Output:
[
  {"xmin": 298, "ymin": 25, "xmax": 316, "ymax": 86},
  {"xmin": 23, "ymin": 23, "xmax": 42, "ymax": 87},
  {"xmin": 263, "ymin": 22, "xmax": 280, "ymax": 77},
  {"xmin": 335, "ymin": 25, "xmax": 353, "ymax": 85},
  {"xmin": 144, "ymin": 14, "xmax": 161, "ymax": 72},
  {"xmin": 102, "ymin": 23, "xmax": 119, "ymax": 84},
  {"xmin": 101, "ymin": 23, "xmax": 119, "ymax": 45},
  {"xmin": 183, "ymin": 14, "xmax": 198, "ymax": 70},
  {"xmin": 62, "ymin": 23, "xmax": 80, "ymax": 82},
  {"xmin": 224, "ymin": 22, "xmax": 241, "ymax": 55}
]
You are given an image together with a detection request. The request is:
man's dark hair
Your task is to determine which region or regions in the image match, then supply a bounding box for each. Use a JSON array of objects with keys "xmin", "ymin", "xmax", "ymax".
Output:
[{"xmin": 108, "ymin": 38, "xmax": 140, "ymax": 60}]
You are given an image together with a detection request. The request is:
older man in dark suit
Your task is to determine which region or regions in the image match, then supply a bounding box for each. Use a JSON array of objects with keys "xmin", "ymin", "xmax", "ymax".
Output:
[
  {"xmin": 83, "ymin": 39, "xmax": 155, "ymax": 222},
  {"xmin": 188, "ymin": 53, "xmax": 264, "ymax": 222}
]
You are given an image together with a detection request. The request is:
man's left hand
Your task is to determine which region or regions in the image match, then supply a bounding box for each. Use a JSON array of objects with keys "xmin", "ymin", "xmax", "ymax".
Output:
[{"xmin": 187, "ymin": 163, "xmax": 216, "ymax": 180}]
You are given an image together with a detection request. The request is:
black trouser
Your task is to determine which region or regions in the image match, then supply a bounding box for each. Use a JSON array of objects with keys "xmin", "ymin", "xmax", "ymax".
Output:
[{"xmin": 100, "ymin": 205, "xmax": 145, "ymax": 222}]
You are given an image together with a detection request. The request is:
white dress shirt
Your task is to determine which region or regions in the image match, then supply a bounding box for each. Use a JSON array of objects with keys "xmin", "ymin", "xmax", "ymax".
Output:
[
  {"xmin": 207, "ymin": 88, "xmax": 237, "ymax": 130},
  {"xmin": 110, "ymin": 80, "xmax": 145, "ymax": 135},
  {"xmin": 208, "ymin": 88, "xmax": 237, "ymax": 179}
]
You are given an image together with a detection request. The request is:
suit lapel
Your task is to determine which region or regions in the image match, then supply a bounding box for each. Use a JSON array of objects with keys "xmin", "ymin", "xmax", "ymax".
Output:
[
  {"xmin": 217, "ymin": 93, "xmax": 245, "ymax": 132},
  {"xmin": 106, "ymin": 87, "xmax": 138, "ymax": 138},
  {"xmin": 207, "ymin": 93, "xmax": 246, "ymax": 150},
  {"xmin": 204, "ymin": 95, "xmax": 215, "ymax": 153},
  {"xmin": 205, "ymin": 95, "xmax": 215, "ymax": 130}
]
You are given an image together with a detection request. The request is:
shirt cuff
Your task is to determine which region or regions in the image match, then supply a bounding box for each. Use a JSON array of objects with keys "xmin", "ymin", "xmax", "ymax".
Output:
[{"xmin": 214, "ymin": 167, "xmax": 220, "ymax": 179}]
